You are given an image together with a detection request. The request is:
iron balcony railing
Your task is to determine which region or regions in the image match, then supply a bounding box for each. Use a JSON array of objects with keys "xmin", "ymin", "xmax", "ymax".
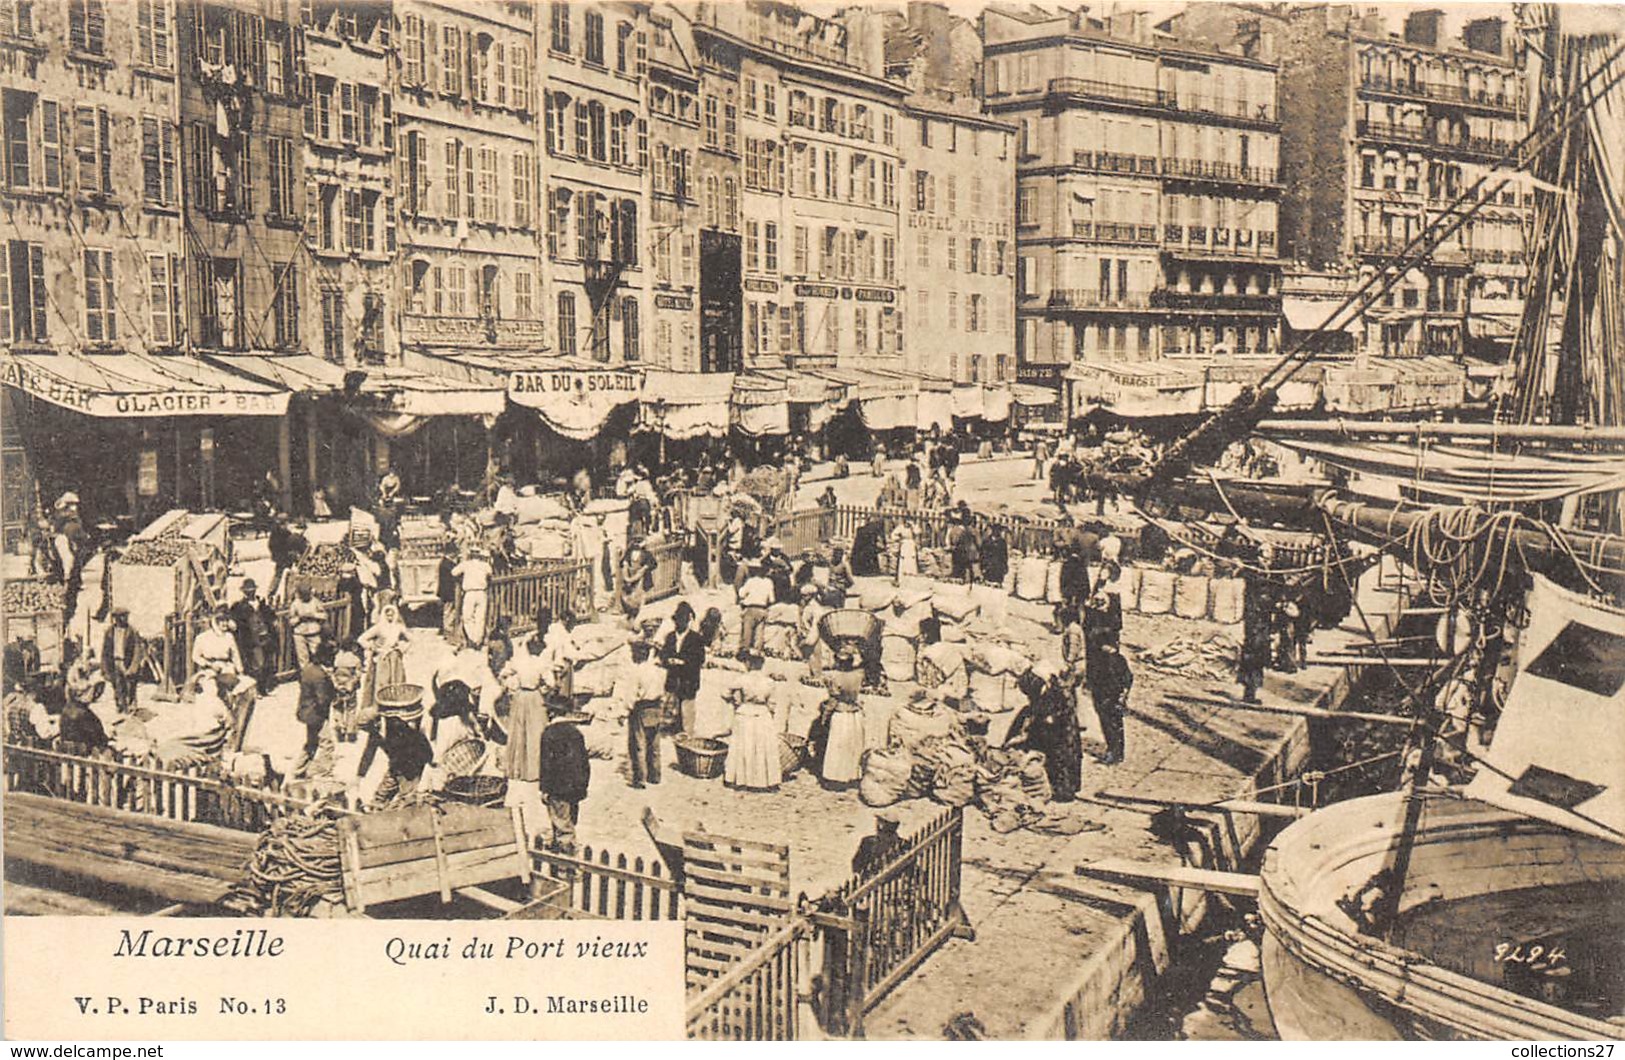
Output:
[
  {"xmin": 1073, "ymin": 149, "xmax": 1160, "ymax": 176},
  {"xmin": 1160, "ymin": 157, "xmax": 1280, "ymax": 185},
  {"xmin": 1165, "ymin": 92, "xmax": 1279, "ymax": 124},
  {"xmin": 1048, "ymin": 288, "xmax": 1154, "ymax": 309},
  {"xmin": 1150, "ymin": 289, "xmax": 1281, "ymax": 311},
  {"xmin": 1356, "ymin": 119, "xmax": 1429, "ymax": 144},
  {"xmin": 1072, "ymin": 220, "xmax": 1159, "ymax": 244},
  {"xmin": 1048, "ymin": 76, "xmax": 1166, "ymax": 108},
  {"xmin": 1358, "ymin": 76, "xmax": 1523, "ymax": 115}
]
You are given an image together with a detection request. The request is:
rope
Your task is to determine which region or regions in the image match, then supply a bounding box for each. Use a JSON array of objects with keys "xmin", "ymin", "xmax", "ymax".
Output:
[{"xmin": 219, "ymin": 805, "xmax": 346, "ymax": 917}]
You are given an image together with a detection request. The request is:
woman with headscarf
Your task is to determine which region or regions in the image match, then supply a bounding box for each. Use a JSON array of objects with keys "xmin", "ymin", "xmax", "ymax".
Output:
[
  {"xmin": 357, "ymin": 602, "xmax": 409, "ymax": 722},
  {"xmin": 890, "ymin": 521, "xmax": 919, "ymax": 584},
  {"xmin": 818, "ymin": 648, "xmax": 866, "ymax": 789},
  {"xmin": 723, "ymin": 652, "xmax": 784, "ymax": 791}
]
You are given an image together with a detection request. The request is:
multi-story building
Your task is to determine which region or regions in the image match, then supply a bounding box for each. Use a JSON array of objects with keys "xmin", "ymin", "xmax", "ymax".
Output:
[
  {"xmin": 689, "ymin": 12, "xmax": 742, "ymax": 373},
  {"xmin": 645, "ymin": 5, "xmax": 700, "ymax": 371},
  {"xmin": 695, "ymin": 2, "xmax": 905, "ymax": 372},
  {"xmin": 396, "ymin": 0, "xmax": 542, "ymax": 358},
  {"xmin": 541, "ymin": 0, "xmax": 648, "ymax": 364},
  {"xmin": 899, "ymin": 96, "xmax": 1016, "ymax": 384},
  {"xmin": 984, "ymin": 7, "xmax": 1284, "ymax": 377},
  {"xmin": 178, "ymin": 0, "xmax": 308, "ymax": 359},
  {"xmin": 1268, "ymin": 6, "xmax": 1530, "ymax": 359},
  {"xmin": 301, "ymin": 1, "xmax": 395, "ymax": 365}
]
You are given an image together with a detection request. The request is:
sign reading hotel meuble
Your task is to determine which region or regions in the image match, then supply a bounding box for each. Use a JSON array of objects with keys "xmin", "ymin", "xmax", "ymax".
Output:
[{"xmin": 1, "ymin": 356, "xmax": 288, "ymax": 417}]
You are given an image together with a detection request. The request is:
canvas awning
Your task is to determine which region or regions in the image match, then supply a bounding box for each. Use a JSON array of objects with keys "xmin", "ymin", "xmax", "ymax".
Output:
[
  {"xmin": 982, "ymin": 384, "xmax": 1012, "ymax": 422},
  {"xmin": 951, "ymin": 385, "xmax": 985, "ymax": 419},
  {"xmin": 641, "ymin": 370, "xmax": 734, "ymax": 439},
  {"xmin": 3, "ymin": 350, "xmax": 289, "ymax": 418},
  {"xmin": 1282, "ymin": 297, "xmax": 1360, "ymax": 333},
  {"xmin": 208, "ymin": 352, "xmax": 504, "ymax": 428},
  {"xmin": 733, "ymin": 375, "xmax": 790, "ymax": 437},
  {"xmin": 1012, "ymin": 383, "xmax": 1059, "ymax": 407},
  {"xmin": 1066, "ymin": 361, "xmax": 1204, "ymax": 418}
]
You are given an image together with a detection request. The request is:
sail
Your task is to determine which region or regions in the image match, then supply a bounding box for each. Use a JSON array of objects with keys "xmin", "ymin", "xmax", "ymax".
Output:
[{"xmin": 1465, "ymin": 574, "xmax": 1625, "ymax": 844}]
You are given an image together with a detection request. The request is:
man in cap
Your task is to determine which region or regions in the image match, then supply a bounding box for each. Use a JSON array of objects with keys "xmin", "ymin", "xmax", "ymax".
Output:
[
  {"xmin": 1089, "ymin": 640, "xmax": 1134, "ymax": 766},
  {"xmin": 101, "ymin": 606, "xmax": 143, "ymax": 713},
  {"xmin": 852, "ymin": 811, "xmax": 906, "ymax": 877},
  {"xmin": 293, "ymin": 639, "xmax": 336, "ymax": 780},
  {"xmin": 452, "ymin": 547, "xmax": 494, "ymax": 648},
  {"xmin": 538, "ymin": 699, "xmax": 590, "ymax": 852},
  {"xmin": 660, "ymin": 602, "xmax": 706, "ymax": 734},
  {"xmin": 617, "ymin": 534, "xmax": 657, "ymax": 623},
  {"xmin": 231, "ymin": 578, "xmax": 278, "ymax": 694}
]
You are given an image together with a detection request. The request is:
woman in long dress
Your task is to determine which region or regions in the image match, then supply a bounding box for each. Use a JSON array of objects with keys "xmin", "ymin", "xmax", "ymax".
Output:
[
  {"xmin": 723, "ymin": 666, "xmax": 783, "ymax": 791},
  {"xmin": 357, "ymin": 603, "xmax": 409, "ymax": 720},
  {"xmin": 501, "ymin": 633, "xmax": 551, "ymax": 789},
  {"xmin": 820, "ymin": 690, "xmax": 865, "ymax": 788}
]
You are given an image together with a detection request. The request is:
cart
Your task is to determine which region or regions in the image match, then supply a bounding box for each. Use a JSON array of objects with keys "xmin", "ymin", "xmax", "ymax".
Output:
[
  {"xmin": 2, "ymin": 578, "xmax": 67, "ymax": 671},
  {"xmin": 111, "ymin": 511, "xmax": 232, "ymax": 699}
]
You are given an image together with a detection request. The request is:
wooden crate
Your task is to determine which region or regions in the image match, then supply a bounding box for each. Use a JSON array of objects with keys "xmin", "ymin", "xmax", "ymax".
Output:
[
  {"xmin": 2, "ymin": 607, "xmax": 65, "ymax": 668},
  {"xmin": 682, "ymin": 830, "xmax": 792, "ymax": 989},
  {"xmin": 338, "ymin": 802, "xmax": 531, "ymax": 913}
]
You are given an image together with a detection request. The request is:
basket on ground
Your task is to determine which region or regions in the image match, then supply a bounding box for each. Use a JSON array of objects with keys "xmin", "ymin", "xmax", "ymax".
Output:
[
  {"xmin": 779, "ymin": 733, "xmax": 810, "ymax": 775},
  {"xmin": 441, "ymin": 774, "xmax": 507, "ymax": 807},
  {"xmin": 674, "ymin": 735, "xmax": 729, "ymax": 779}
]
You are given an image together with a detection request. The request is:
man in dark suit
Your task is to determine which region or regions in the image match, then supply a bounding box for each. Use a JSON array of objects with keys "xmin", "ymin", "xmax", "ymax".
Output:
[
  {"xmin": 660, "ymin": 602, "xmax": 706, "ymax": 734},
  {"xmin": 539, "ymin": 702, "xmax": 590, "ymax": 853},
  {"xmin": 230, "ymin": 579, "xmax": 278, "ymax": 694},
  {"xmin": 100, "ymin": 607, "xmax": 143, "ymax": 713},
  {"xmin": 293, "ymin": 640, "xmax": 336, "ymax": 780}
]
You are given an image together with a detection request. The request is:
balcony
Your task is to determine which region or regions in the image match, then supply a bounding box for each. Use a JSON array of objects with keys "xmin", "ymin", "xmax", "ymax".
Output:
[
  {"xmin": 1160, "ymin": 157, "xmax": 1279, "ymax": 187},
  {"xmin": 1072, "ymin": 220, "xmax": 1159, "ymax": 245},
  {"xmin": 1073, "ymin": 150, "xmax": 1159, "ymax": 176},
  {"xmin": 1434, "ymin": 134, "xmax": 1519, "ymax": 160},
  {"xmin": 1358, "ymin": 76, "xmax": 1523, "ymax": 116},
  {"xmin": 1165, "ymin": 92, "xmax": 1279, "ymax": 125},
  {"xmin": 1048, "ymin": 289, "xmax": 1154, "ymax": 310},
  {"xmin": 1356, "ymin": 119, "xmax": 1429, "ymax": 145},
  {"xmin": 1353, "ymin": 235, "xmax": 1413, "ymax": 257},
  {"xmin": 1150, "ymin": 289, "xmax": 1280, "ymax": 312},
  {"xmin": 1048, "ymin": 77, "xmax": 1166, "ymax": 109},
  {"xmin": 1163, "ymin": 228, "xmax": 1278, "ymax": 261}
]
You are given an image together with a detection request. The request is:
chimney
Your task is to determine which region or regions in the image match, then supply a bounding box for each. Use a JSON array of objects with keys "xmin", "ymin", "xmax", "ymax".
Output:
[
  {"xmin": 1110, "ymin": 10, "xmax": 1148, "ymax": 43},
  {"xmin": 1463, "ymin": 17, "xmax": 1505, "ymax": 57},
  {"xmin": 1403, "ymin": 9, "xmax": 1443, "ymax": 47}
]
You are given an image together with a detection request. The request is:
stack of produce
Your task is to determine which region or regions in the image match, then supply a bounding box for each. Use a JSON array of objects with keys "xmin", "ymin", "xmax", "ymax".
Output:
[{"xmin": 3, "ymin": 580, "xmax": 66, "ymax": 616}]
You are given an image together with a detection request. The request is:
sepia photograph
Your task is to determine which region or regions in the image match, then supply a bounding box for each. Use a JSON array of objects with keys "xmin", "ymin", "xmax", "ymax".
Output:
[{"xmin": 1, "ymin": 0, "xmax": 1622, "ymax": 1043}]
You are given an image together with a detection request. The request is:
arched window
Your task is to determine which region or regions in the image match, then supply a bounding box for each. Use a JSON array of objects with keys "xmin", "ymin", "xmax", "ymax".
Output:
[
  {"xmin": 407, "ymin": 259, "xmax": 431, "ymax": 313},
  {"xmin": 587, "ymin": 100, "xmax": 607, "ymax": 160},
  {"xmin": 481, "ymin": 264, "xmax": 500, "ymax": 319}
]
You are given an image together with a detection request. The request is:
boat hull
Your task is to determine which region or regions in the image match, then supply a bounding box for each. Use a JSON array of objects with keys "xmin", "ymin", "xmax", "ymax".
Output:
[{"xmin": 1258, "ymin": 791, "xmax": 1625, "ymax": 1040}]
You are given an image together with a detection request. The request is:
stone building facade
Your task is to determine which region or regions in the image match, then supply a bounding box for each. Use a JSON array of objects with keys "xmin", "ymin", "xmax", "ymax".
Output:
[
  {"xmin": 644, "ymin": 6, "xmax": 701, "ymax": 371},
  {"xmin": 984, "ymin": 7, "xmax": 1283, "ymax": 375}
]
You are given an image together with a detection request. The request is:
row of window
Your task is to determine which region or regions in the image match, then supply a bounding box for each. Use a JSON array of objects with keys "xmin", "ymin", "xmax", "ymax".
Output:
[
  {"xmin": 548, "ymin": 3, "xmax": 646, "ymax": 79},
  {"xmin": 916, "ymin": 288, "xmax": 1010, "ymax": 335},
  {"xmin": 399, "ymin": 15, "xmax": 534, "ymax": 113},
  {"xmin": 747, "ymin": 300, "xmax": 903, "ymax": 360},
  {"xmin": 788, "ymin": 142, "xmax": 898, "ymax": 208},
  {"xmin": 307, "ymin": 79, "xmax": 392, "ymax": 150},
  {"xmin": 2, "ymin": 94, "xmax": 127, "ymax": 201},
  {"xmin": 406, "ymin": 258, "xmax": 536, "ymax": 323},
  {"xmin": 544, "ymin": 93, "xmax": 648, "ymax": 170},
  {"xmin": 555, "ymin": 289, "xmax": 639, "ymax": 361},
  {"xmin": 912, "ymin": 170, "xmax": 1008, "ymax": 217},
  {"xmin": 913, "ymin": 233, "xmax": 1010, "ymax": 278},
  {"xmin": 545, "ymin": 188, "xmax": 639, "ymax": 266},
  {"xmin": 401, "ymin": 133, "xmax": 535, "ymax": 230},
  {"xmin": 784, "ymin": 92, "xmax": 895, "ymax": 149},
  {"xmin": 2, "ymin": 0, "xmax": 170, "ymax": 68}
]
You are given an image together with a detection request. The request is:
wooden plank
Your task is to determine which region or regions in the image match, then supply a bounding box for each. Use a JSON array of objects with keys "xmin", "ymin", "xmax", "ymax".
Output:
[
  {"xmin": 458, "ymin": 886, "xmax": 524, "ymax": 915},
  {"xmin": 431, "ymin": 811, "xmax": 453, "ymax": 904},
  {"xmin": 684, "ymin": 882, "xmax": 795, "ymax": 912},
  {"xmin": 687, "ymin": 903, "xmax": 786, "ymax": 931},
  {"xmin": 682, "ymin": 864, "xmax": 790, "ymax": 896},
  {"xmin": 354, "ymin": 845, "xmax": 522, "ymax": 907},
  {"xmin": 1076, "ymin": 858, "xmax": 1261, "ymax": 897},
  {"xmin": 356, "ymin": 823, "xmax": 520, "ymax": 870}
]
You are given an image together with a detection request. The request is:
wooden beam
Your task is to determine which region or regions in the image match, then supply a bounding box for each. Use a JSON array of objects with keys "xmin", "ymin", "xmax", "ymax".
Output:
[
  {"xmin": 1168, "ymin": 691, "xmax": 1417, "ymax": 727},
  {"xmin": 1095, "ymin": 790, "xmax": 1310, "ymax": 819},
  {"xmin": 1075, "ymin": 858, "xmax": 1261, "ymax": 897},
  {"xmin": 1306, "ymin": 654, "xmax": 1439, "ymax": 668},
  {"xmin": 458, "ymin": 886, "xmax": 524, "ymax": 915}
]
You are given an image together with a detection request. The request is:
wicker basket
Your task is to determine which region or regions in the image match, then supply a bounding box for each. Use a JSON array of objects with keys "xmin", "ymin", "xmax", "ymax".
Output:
[
  {"xmin": 819, "ymin": 608, "xmax": 882, "ymax": 647},
  {"xmin": 442, "ymin": 737, "xmax": 488, "ymax": 778},
  {"xmin": 441, "ymin": 774, "xmax": 508, "ymax": 807},
  {"xmin": 779, "ymin": 733, "xmax": 810, "ymax": 776},
  {"xmin": 376, "ymin": 683, "xmax": 424, "ymax": 720},
  {"xmin": 674, "ymin": 735, "xmax": 729, "ymax": 779}
]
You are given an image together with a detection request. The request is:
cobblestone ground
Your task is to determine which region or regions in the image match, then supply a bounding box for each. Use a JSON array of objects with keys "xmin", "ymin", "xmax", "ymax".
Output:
[{"xmin": 41, "ymin": 455, "xmax": 1364, "ymax": 1036}]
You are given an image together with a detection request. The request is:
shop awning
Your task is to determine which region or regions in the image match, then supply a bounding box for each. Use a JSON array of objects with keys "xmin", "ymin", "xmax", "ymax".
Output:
[
  {"xmin": 1282, "ymin": 297, "xmax": 1361, "ymax": 333},
  {"xmin": 918, "ymin": 388, "xmax": 954, "ymax": 433},
  {"xmin": 983, "ymin": 384, "xmax": 1012, "ymax": 422},
  {"xmin": 3, "ymin": 350, "xmax": 289, "ymax": 418},
  {"xmin": 208, "ymin": 352, "xmax": 504, "ymax": 420},
  {"xmin": 641, "ymin": 370, "xmax": 735, "ymax": 439},
  {"xmin": 733, "ymin": 375, "xmax": 790, "ymax": 437},
  {"xmin": 951, "ymin": 385, "xmax": 985, "ymax": 419},
  {"xmin": 1012, "ymin": 383, "xmax": 1059, "ymax": 407},
  {"xmin": 405, "ymin": 349, "xmax": 639, "ymax": 441}
]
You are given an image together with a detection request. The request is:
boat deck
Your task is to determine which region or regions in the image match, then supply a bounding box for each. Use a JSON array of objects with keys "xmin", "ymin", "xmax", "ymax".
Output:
[{"xmin": 3, "ymin": 792, "xmax": 256, "ymax": 909}]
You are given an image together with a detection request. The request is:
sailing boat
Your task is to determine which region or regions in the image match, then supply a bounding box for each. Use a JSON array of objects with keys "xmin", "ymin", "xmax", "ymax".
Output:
[{"xmin": 1255, "ymin": 11, "xmax": 1625, "ymax": 1040}]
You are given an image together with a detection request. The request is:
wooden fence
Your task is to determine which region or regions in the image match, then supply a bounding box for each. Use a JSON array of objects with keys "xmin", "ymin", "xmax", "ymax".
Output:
[
  {"xmin": 810, "ymin": 805, "xmax": 971, "ymax": 1037},
  {"xmin": 683, "ymin": 806, "xmax": 970, "ymax": 1040},
  {"xmin": 2, "ymin": 742, "xmax": 348, "ymax": 833},
  {"xmin": 488, "ymin": 559, "xmax": 594, "ymax": 634},
  {"xmin": 171, "ymin": 596, "xmax": 354, "ymax": 691},
  {"xmin": 686, "ymin": 918, "xmax": 812, "ymax": 1040},
  {"xmin": 530, "ymin": 843, "xmax": 683, "ymax": 921}
]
